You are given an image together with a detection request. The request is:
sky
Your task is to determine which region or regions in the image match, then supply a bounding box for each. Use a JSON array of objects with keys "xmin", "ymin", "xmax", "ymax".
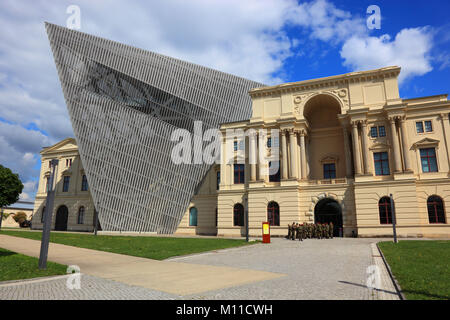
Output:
[{"xmin": 0, "ymin": 0, "xmax": 449, "ymax": 202}]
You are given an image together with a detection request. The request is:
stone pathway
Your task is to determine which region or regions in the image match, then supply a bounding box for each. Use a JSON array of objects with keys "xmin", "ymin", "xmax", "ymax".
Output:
[{"xmin": 0, "ymin": 235, "xmax": 400, "ymax": 300}]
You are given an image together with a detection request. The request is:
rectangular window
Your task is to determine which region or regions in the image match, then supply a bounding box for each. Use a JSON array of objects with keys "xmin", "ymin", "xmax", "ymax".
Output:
[
  {"xmin": 370, "ymin": 127, "xmax": 378, "ymax": 138},
  {"xmin": 420, "ymin": 148, "xmax": 438, "ymax": 172},
  {"xmin": 416, "ymin": 122, "xmax": 424, "ymax": 133},
  {"xmin": 378, "ymin": 126, "xmax": 386, "ymax": 137},
  {"xmin": 233, "ymin": 140, "xmax": 238, "ymax": 151},
  {"xmin": 323, "ymin": 163, "xmax": 336, "ymax": 179},
  {"xmin": 424, "ymin": 120, "xmax": 433, "ymax": 132},
  {"xmin": 216, "ymin": 171, "xmax": 220, "ymax": 190},
  {"xmin": 233, "ymin": 164, "xmax": 245, "ymax": 184},
  {"xmin": 374, "ymin": 152, "xmax": 390, "ymax": 176},
  {"xmin": 267, "ymin": 137, "xmax": 272, "ymax": 148},
  {"xmin": 81, "ymin": 175, "xmax": 88, "ymax": 191},
  {"xmin": 63, "ymin": 176, "xmax": 70, "ymax": 192},
  {"xmin": 45, "ymin": 177, "xmax": 50, "ymax": 192}
]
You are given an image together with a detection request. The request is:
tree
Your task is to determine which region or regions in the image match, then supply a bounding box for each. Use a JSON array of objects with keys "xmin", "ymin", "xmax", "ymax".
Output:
[{"xmin": 0, "ymin": 164, "xmax": 24, "ymax": 208}]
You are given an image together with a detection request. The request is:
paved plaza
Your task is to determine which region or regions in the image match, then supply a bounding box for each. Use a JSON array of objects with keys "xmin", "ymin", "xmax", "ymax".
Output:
[{"xmin": 0, "ymin": 235, "xmax": 400, "ymax": 300}]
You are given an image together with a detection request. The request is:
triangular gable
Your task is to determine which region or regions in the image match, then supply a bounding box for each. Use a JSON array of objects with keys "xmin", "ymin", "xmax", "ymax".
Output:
[
  {"xmin": 411, "ymin": 137, "xmax": 440, "ymax": 149},
  {"xmin": 41, "ymin": 138, "xmax": 77, "ymax": 155}
]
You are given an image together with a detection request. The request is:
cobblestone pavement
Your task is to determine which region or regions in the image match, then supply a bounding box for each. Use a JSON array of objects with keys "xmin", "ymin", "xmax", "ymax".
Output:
[
  {"xmin": 0, "ymin": 238, "xmax": 398, "ymax": 300},
  {"xmin": 0, "ymin": 274, "xmax": 179, "ymax": 300},
  {"xmin": 176, "ymin": 238, "xmax": 392, "ymax": 300}
]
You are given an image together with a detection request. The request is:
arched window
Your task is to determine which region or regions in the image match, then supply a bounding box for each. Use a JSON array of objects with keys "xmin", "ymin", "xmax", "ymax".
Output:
[
  {"xmin": 189, "ymin": 207, "xmax": 198, "ymax": 226},
  {"xmin": 378, "ymin": 197, "xmax": 393, "ymax": 224},
  {"xmin": 427, "ymin": 196, "xmax": 446, "ymax": 224},
  {"xmin": 41, "ymin": 206, "xmax": 46, "ymax": 223},
  {"xmin": 233, "ymin": 203, "xmax": 244, "ymax": 226},
  {"xmin": 267, "ymin": 202, "xmax": 280, "ymax": 226},
  {"xmin": 77, "ymin": 206, "xmax": 85, "ymax": 224}
]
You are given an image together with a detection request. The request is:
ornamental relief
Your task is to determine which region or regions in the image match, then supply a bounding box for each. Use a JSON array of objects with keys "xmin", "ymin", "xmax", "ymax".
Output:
[{"xmin": 292, "ymin": 89, "xmax": 349, "ymax": 115}]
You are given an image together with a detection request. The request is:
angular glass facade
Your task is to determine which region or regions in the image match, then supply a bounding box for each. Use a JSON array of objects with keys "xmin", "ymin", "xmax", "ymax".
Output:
[{"xmin": 45, "ymin": 22, "xmax": 263, "ymax": 233}]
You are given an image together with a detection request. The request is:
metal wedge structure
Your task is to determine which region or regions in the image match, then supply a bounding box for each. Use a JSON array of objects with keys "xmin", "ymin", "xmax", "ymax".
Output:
[{"xmin": 45, "ymin": 22, "xmax": 264, "ymax": 233}]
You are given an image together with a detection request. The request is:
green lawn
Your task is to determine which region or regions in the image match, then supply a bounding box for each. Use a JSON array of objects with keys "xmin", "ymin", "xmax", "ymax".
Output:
[
  {"xmin": 0, "ymin": 247, "xmax": 67, "ymax": 282},
  {"xmin": 378, "ymin": 240, "xmax": 450, "ymax": 300},
  {"xmin": 0, "ymin": 230, "xmax": 254, "ymax": 260}
]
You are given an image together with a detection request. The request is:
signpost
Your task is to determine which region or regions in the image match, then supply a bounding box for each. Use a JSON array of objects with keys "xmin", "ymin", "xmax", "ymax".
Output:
[
  {"xmin": 390, "ymin": 193, "xmax": 398, "ymax": 243},
  {"xmin": 39, "ymin": 159, "xmax": 58, "ymax": 269},
  {"xmin": 0, "ymin": 207, "xmax": 3, "ymax": 230},
  {"xmin": 244, "ymin": 197, "xmax": 249, "ymax": 242},
  {"xmin": 94, "ymin": 201, "xmax": 99, "ymax": 236},
  {"xmin": 262, "ymin": 222, "xmax": 270, "ymax": 243}
]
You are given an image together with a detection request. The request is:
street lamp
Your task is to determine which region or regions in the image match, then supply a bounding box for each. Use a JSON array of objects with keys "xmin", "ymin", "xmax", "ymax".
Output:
[
  {"xmin": 39, "ymin": 159, "xmax": 58, "ymax": 269},
  {"xmin": 244, "ymin": 196, "xmax": 249, "ymax": 242},
  {"xmin": 389, "ymin": 193, "xmax": 398, "ymax": 244}
]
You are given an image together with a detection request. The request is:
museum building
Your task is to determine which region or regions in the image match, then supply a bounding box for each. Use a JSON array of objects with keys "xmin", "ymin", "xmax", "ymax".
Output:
[{"xmin": 32, "ymin": 66, "xmax": 450, "ymax": 238}]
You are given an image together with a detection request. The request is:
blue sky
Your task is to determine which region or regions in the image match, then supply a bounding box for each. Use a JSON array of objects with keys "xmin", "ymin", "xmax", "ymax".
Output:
[{"xmin": 0, "ymin": 0, "xmax": 449, "ymax": 202}]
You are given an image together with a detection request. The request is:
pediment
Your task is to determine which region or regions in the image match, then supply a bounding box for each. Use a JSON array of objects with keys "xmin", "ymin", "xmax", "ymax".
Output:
[
  {"xmin": 320, "ymin": 154, "xmax": 339, "ymax": 163},
  {"xmin": 41, "ymin": 138, "xmax": 77, "ymax": 155},
  {"xmin": 411, "ymin": 138, "xmax": 439, "ymax": 149},
  {"xmin": 369, "ymin": 142, "xmax": 390, "ymax": 151}
]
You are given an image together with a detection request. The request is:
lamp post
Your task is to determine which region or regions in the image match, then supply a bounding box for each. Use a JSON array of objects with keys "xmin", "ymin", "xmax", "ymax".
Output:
[
  {"xmin": 39, "ymin": 159, "xmax": 58, "ymax": 269},
  {"xmin": 94, "ymin": 201, "xmax": 99, "ymax": 236},
  {"xmin": 244, "ymin": 196, "xmax": 249, "ymax": 242},
  {"xmin": 390, "ymin": 193, "xmax": 398, "ymax": 244}
]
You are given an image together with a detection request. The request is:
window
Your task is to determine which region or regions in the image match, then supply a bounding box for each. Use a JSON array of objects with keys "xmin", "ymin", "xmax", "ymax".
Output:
[
  {"xmin": 378, "ymin": 197, "xmax": 393, "ymax": 224},
  {"xmin": 416, "ymin": 122, "xmax": 424, "ymax": 133},
  {"xmin": 424, "ymin": 120, "xmax": 433, "ymax": 132},
  {"xmin": 267, "ymin": 137, "xmax": 272, "ymax": 148},
  {"xmin": 215, "ymin": 208, "xmax": 218, "ymax": 227},
  {"xmin": 63, "ymin": 176, "xmax": 70, "ymax": 192},
  {"xmin": 427, "ymin": 196, "xmax": 446, "ymax": 224},
  {"xmin": 41, "ymin": 206, "xmax": 46, "ymax": 223},
  {"xmin": 234, "ymin": 164, "xmax": 245, "ymax": 184},
  {"xmin": 370, "ymin": 127, "xmax": 378, "ymax": 138},
  {"xmin": 370, "ymin": 126, "xmax": 386, "ymax": 138},
  {"xmin": 267, "ymin": 202, "xmax": 280, "ymax": 226},
  {"xmin": 233, "ymin": 140, "xmax": 238, "ymax": 151},
  {"xmin": 233, "ymin": 140, "xmax": 244, "ymax": 151},
  {"xmin": 189, "ymin": 207, "xmax": 198, "ymax": 226},
  {"xmin": 420, "ymin": 148, "xmax": 438, "ymax": 172},
  {"xmin": 77, "ymin": 206, "xmax": 85, "ymax": 224},
  {"xmin": 66, "ymin": 158, "xmax": 72, "ymax": 167},
  {"xmin": 378, "ymin": 126, "xmax": 386, "ymax": 137},
  {"xmin": 269, "ymin": 161, "xmax": 280, "ymax": 182},
  {"xmin": 81, "ymin": 175, "xmax": 88, "ymax": 191},
  {"xmin": 233, "ymin": 203, "xmax": 244, "ymax": 226},
  {"xmin": 323, "ymin": 163, "xmax": 336, "ymax": 179},
  {"xmin": 374, "ymin": 152, "xmax": 390, "ymax": 176},
  {"xmin": 216, "ymin": 171, "xmax": 220, "ymax": 190}
]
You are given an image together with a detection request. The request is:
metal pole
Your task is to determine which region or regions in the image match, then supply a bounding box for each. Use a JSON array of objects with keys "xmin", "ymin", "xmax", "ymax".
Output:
[
  {"xmin": 94, "ymin": 202, "xmax": 99, "ymax": 236},
  {"xmin": 0, "ymin": 207, "xmax": 3, "ymax": 230},
  {"xmin": 39, "ymin": 159, "xmax": 58, "ymax": 269},
  {"xmin": 390, "ymin": 193, "xmax": 398, "ymax": 243},
  {"xmin": 245, "ymin": 196, "xmax": 249, "ymax": 242}
]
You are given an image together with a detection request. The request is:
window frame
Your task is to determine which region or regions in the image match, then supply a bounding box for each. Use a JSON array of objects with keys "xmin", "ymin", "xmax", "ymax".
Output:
[
  {"xmin": 267, "ymin": 202, "xmax": 280, "ymax": 226},
  {"xmin": 62, "ymin": 176, "xmax": 70, "ymax": 192},
  {"xmin": 77, "ymin": 206, "xmax": 85, "ymax": 224},
  {"xmin": 378, "ymin": 197, "xmax": 393, "ymax": 225},
  {"xmin": 427, "ymin": 196, "xmax": 446, "ymax": 224},
  {"xmin": 420, "ymin": 148, "xmax": 438, "ymax": 173},
  {"xmin": 323, "ymin": 163, "xmax": 336, "ymax": 179},
  {"xmin": 81, "ymin": 174, "xmax": 89, "ymax": 191},
  {"xmin": 233, "ymin": 164, "xmax": 245, "ymax": 184},
  {"xmin": 233, "ymin": 203, "xmax": 244, "ymax": 227},
  {"xmin": 373, "ymin": 151, "xmax": 390, "ymax": 176},
  {"xmin": 189, "ymin": 207, "xmax": 198, "ymax": 226}
]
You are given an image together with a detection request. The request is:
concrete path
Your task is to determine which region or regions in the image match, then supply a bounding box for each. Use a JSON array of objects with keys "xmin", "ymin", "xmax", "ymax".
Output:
[{"xmin": 0, "ymin": 235, "xmax": 284, "ymax": 296}]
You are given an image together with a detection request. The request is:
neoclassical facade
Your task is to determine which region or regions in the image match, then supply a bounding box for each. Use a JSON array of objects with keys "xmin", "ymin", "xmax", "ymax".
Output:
[
  {"xmin": 176, "ymin": 66, "xmax": 450, "ymax": 238},
  {"xmin": 32, "ymin": 138, "xmax": 96, "ymax": 232}
]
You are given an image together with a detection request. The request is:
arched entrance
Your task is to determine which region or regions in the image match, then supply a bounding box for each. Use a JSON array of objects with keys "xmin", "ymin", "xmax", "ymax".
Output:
[
  {"xmin": 55, "ymin": 205, "xmax": 68, "ymax": 231},
  {"xmin": 314, "ymin": 198, "xmax": 343, "ymax": 237}
]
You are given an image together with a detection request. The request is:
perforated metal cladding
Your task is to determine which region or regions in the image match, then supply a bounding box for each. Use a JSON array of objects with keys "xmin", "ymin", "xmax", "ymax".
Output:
[{"xmin": 45, "ymin": 23, "xmax": 263, "ymax": 233}]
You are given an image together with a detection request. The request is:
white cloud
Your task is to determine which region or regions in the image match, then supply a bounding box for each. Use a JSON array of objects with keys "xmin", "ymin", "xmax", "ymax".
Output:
[{"xmin": 340, "ymin": 27, "xmax": 434, "ymax": 84}]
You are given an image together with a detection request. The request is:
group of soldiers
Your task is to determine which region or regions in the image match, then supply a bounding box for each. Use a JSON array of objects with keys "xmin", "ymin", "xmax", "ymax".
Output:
[{"xmin": 287, "ymin": 222, "xmax": 334, "ymax": 241}]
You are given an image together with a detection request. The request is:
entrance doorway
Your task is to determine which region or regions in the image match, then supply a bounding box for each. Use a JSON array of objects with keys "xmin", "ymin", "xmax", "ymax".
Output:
[
  {"xmin": 314, "ymin": 198, "xmax": 343, "ymax": 237},
  {"xmin": 55, "ymin": 205, "xmax": 68, "ymax": 231}
]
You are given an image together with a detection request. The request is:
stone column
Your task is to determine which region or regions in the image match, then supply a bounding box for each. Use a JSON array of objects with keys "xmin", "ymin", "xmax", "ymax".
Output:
[
  {"xmin": 351, "ymin": 121, "xmax": 362, "ymax": 175},
  {"xmin": 399, "ymin": 117, "xmax": 412, "ymax": 172},
  {"xmin": 360, "ymin": 120, "xmax": 371, "ymax": 174},
  {"xmin": 249, "ymin": 131, "xmax": 257, "ymax": 181},
  {"xmin": 300, "ymin": 131, "xmax": 307, "ymax": 180},
  {"xmin": 220, "ymin": 133, "xmax": 227, "ymax": 186},
  {"xmin": 439, "ymin": 113, "xmax": 450, "ymax": 170},
  {"xmin": 289, "ymin": 129, "xmax": 298, "ymax": 179},
  {"xmin": 258, "ymin": 131, "xmax": 268, "ymax": 182},
  {"xmin": 281, "ymin": 130, "xmax": 288, "ymax": 179},
  {"xmin": 389, "ymin": 117, "xmax": 402, "ymax": 172},
  {"xmin": 342, "ymin": 126, "xmax": 353, "ymax": 178}
]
